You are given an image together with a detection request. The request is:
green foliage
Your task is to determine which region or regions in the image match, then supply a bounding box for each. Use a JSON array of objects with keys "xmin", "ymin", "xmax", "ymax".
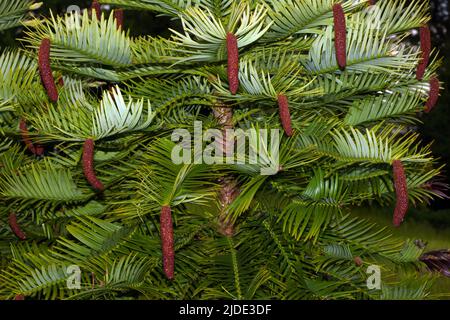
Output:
[
  {"xmin": 0, "ymin": 0, "xmax": 447, "ymax": 300},
  {"xmin": 0, "ymin": 0, "xmax": 41, "ymax": 32}
]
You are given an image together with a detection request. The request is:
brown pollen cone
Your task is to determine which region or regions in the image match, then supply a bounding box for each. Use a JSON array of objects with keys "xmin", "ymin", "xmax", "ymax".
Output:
[
  {"xmin": 9, "ymin": 213, "xmax": 26, "ymax": 240},
  {"xmin": 217, "ymin": 177, "xmax": 239, "ymax": 237},
  {"xmin": 416, "ymin": 25, "xmax": 431, "ymax": 81},
  {"xmin": 277, "ymin": 94, "xmax": 293, "ymax": 137},
  {"xmin": 212, "ymin": 105, "xmax": 239, "ymax": 237},
  {"xmin": 425, "ymin": 77, "xmax": 440, "ymax": 113},
  {"xmin": 160, "ymin": 205, "xmax": 174, "ymax": 280},
  {"xmin": 82, "ymin": 139, "xmax": 105, "ymax": 191},
  {"xmin": 38, "ymin": 38, "xmax": 58, "ymax": 102},
  {"xmin": 226, "ymin": 32, "xmax": 239, "ymax": 95},
  {"xmin": 333, "ymin": 4, "xmax": 347, "ymax": 70}
]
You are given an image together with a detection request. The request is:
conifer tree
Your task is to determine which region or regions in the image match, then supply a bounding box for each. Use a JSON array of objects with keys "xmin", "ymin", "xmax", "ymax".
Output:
[{"xmin": 0, "ymin": 0, "xmax": 446, "ymax": 300}]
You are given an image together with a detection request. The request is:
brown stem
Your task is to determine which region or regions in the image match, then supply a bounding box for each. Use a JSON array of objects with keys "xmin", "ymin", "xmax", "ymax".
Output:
[
  {"xmin": 9, "ymin": 213, "xmax": 26, "ymax": 240},
  {"xmin": 417, "ymin": 25, "xmax": 431, "ymax": 80},
  {"xmin": 354, "ymin": 256, "xmax": 363, "ymax": 266},
  {"xmin": 277, "ymin": 94, "xmax": 293, "ymax": 137},
  {"xmin": 212, "ymin": 105, "xmax": 239, "ymax": 237}
]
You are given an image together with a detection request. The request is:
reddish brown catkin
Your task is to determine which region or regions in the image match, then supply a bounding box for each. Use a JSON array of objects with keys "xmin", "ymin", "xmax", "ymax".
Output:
[
  {"xmin": 19, "ymin": 119, "xmax": 44, "ymax": 156},
  {"xmin": 160, "ymin": 206, "xmax": 174, "ymax": 280},
  {"xmin": 9, "ymin": 213, "xmax": 26, "ymax": 240},
  {"xmin": 14, "ymin": 295, "xmax": 25, "ymax": 300},
  {"xmin": 425, "ymin": 77, "xmax": 440, "ymax": 113},
  {"xmin": 392, "ymin": 160, "xmax": 408, "ymax": 227},
  {"xmin": 333, "ymin": 4, "xmax": 347, "ymax": 70},
  {"xmin": 114, "ymin": 9, "xmax": 124, "ymax": 30},
  {"xmin": 226, "ymin": 32, "xmax": 239, "ymax": 95},
  {"xmin": 82, "ymin": 139, "xmax": 105, "ymax": 191},
  {"xmin": 38, "ymin": 38, "xmax": 58, "ymax": 102},
  {"xmin": 277, "ymin": 94, "xmax": 293, "ymax": 137},
  {"xmin": 91, "ymin": 0, "xmax": 101, "ymax": 20},
  {"xmin": 368, "ymin": 0, "xmax": 377, "ymax": 5},
  {"xmin": 417, "ymin": 25, "xmax": 431, "ymax": 80}
]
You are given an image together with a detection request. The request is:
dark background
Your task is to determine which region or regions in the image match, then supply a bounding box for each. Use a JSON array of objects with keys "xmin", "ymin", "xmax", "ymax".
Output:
[
  {"xmin": 421, "ymin": 0, "xmax": 450, "ymax": 210},
  {"xmin": 1, "ymin": 0, "xmax": 450, "ymax": 227}
]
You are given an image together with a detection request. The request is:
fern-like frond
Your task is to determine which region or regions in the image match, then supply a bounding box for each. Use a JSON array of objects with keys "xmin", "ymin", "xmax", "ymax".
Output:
[
  {"xmin": 0, "ymin": 50, "xmax": 37, "ymax": 104},
  {"xmin": 0, "ymin": 0, "xmax": 41, "ymax": 31},
  {"xmin": 23, "ymin": 10, "xmax": 132, "ymax": 67},
  {"xmin": 263, "ymin": 0, "xmax": 362, "ymax": 40},
  {"xmin": 0, "ymin": 160, "xmax": 92, "ymax": 206},
  {"xmin": 101, "ymin": 0, "xmax": 197, "ymax": 16},
  {"xmin": 303, "ymin": 19, "xmax": 418, "ymax": 75},
  {"xmin": 344, "ymin": 92, "xmax": 423, "ymax": 126},
  {"xmin": 92, "ymin": 86, "xmax": 154, "ymax": 140},
  {"xmin": 171, "ymin": 3, "xmax": 271, "ymax": 62}
]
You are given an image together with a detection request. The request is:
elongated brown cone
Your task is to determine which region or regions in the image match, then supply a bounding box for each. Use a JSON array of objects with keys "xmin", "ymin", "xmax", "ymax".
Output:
[
  {"xmin": 417, "ymin": 25, "xmax": 431, "ymax": 80},
  {"xmin": 82, "ymin": 139, "xmax": 104, "ymax": 191},
  {"xmin": 38, "ymin": 38, "xmax": 58, "ymax": 102},
  {"xmin": 333, "ymin": 4, "xmax": 347, "ymax": 70},
  {"xmin": 9, "ymin": 213, "xmax": 26, "ymax": 240},
  {"xmin": 114, "ymin": 9, "xmax": 124, "ymax": 29},
  {"xmin": 425, "ymin": 77, "xmax": 440, "ymax": 113},
  {"xmin": 160, "ymin": 206, "xmax": 174, "ymax": 280},
  {"xmin": 19, "ymin": 119, "xmax": 44, "ymax": 156},
  {"xmin": 212, "ymin": 105, "xmax": 239, "ymax": 237},
  {"xmin": 277, "ymin": 94, "xmax": 293, "ymax": 137},
  {"xmin": 91, "ymin": 0, "xmax": 101, "ymax": 20},
  {"xmin": 14, "ymin": 295, "xmax": 25, "ymax": 300},
  {"xmin": 392, "ymin": 160, "xmax": 408, "ymax": 227},
  {"xmin": 226, "ymin": 32, "xmax": 239, "ymax": 95}
]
